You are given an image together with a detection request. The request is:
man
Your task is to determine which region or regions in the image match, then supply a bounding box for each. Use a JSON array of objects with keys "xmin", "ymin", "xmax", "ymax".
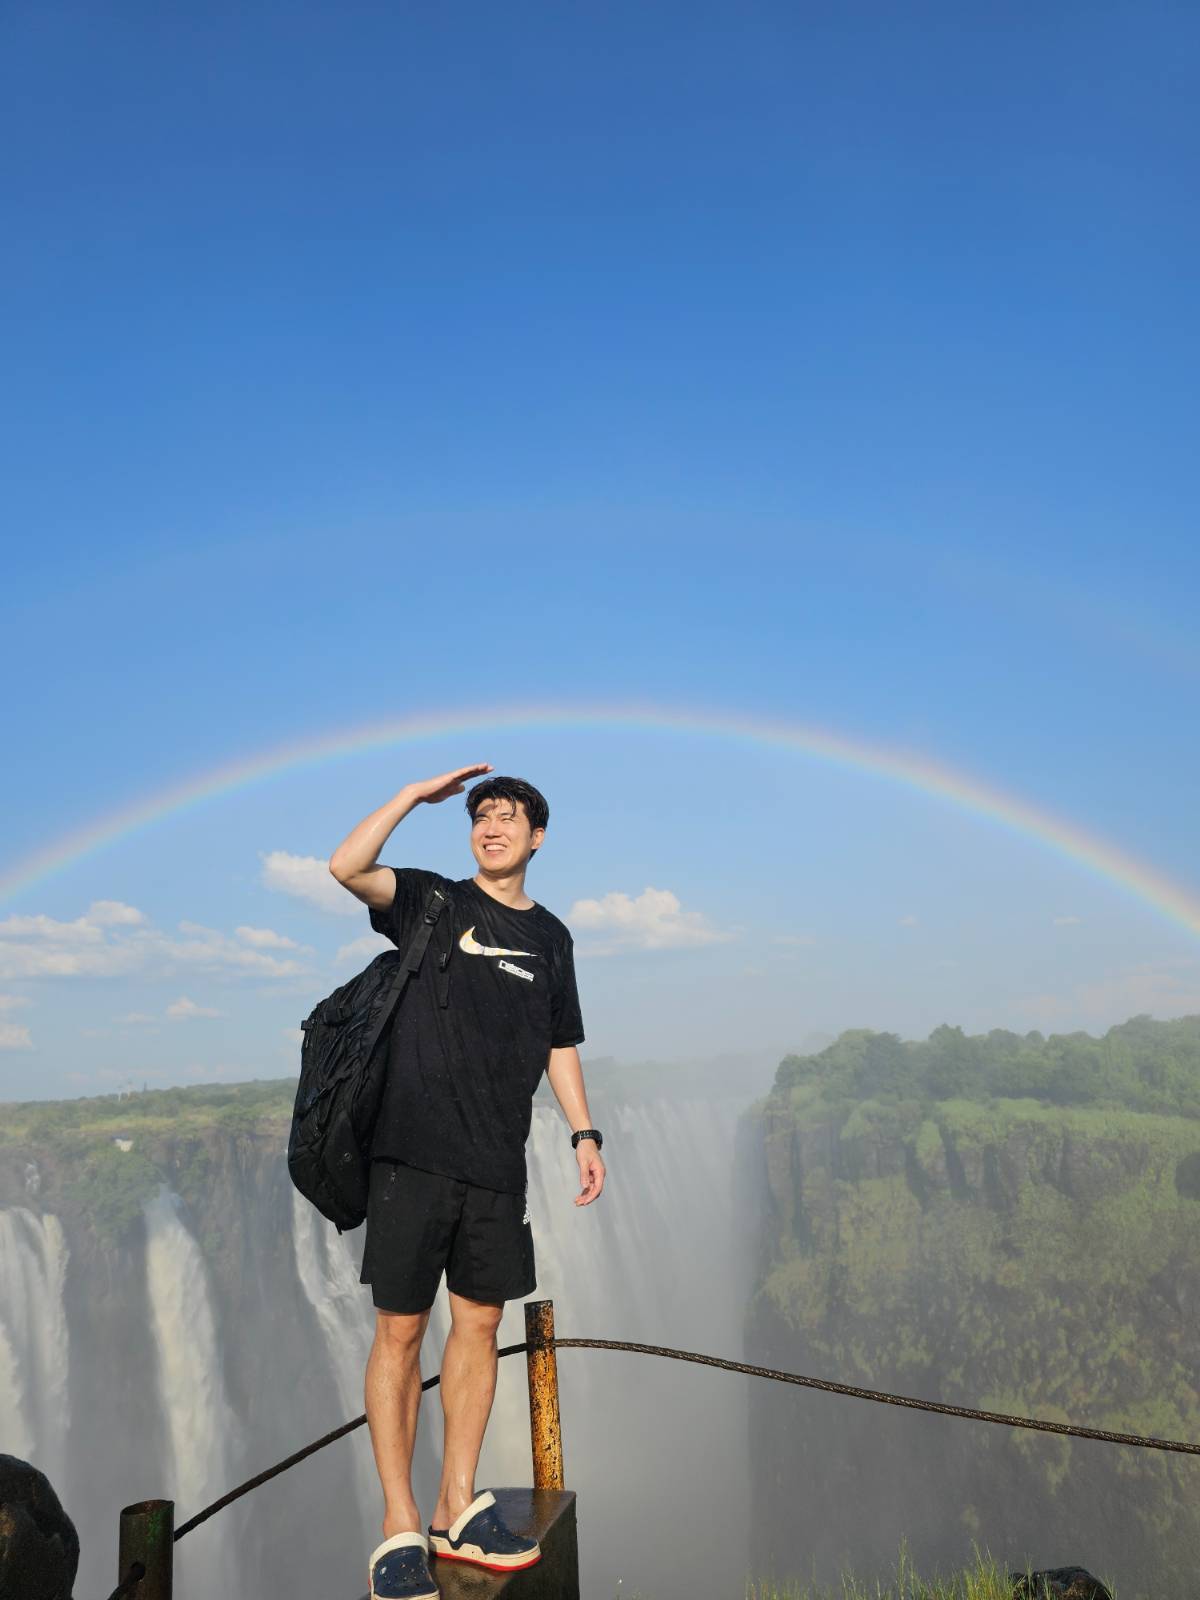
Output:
[{"xmin": 329, "ymin": 765, "xmax": 605, "ymax": 1600}]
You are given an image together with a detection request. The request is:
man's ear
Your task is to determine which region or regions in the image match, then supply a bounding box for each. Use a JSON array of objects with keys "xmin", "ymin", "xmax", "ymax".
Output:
[{"xmin": 529, "ymin": 826, "xmax": 546, "ymax": 854}]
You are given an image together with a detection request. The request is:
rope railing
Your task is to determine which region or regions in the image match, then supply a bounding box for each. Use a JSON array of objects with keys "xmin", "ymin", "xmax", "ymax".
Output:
[
  {"xmin": 174, "ymin": 1333, "xmax": 1200, "ymax": 1545},
  {"xmin": 106, "ymin": 1299, "xmax": 1200, "ymax": 1597}
]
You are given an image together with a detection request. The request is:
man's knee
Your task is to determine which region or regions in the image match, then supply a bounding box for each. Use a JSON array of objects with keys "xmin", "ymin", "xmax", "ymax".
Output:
[
  {"xmin": 374, "ymin": 1305, "xmax": 431, "ymax": 1347},
  {"xmin": 448, "ymin": 1290, "xmax": 505, "ymax": 1336}
]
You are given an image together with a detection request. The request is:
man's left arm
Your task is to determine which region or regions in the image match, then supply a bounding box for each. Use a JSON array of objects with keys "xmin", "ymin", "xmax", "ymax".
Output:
[{"xmin": 546, "ymin": 1045, "xmax": 606, "ymax": 1206}]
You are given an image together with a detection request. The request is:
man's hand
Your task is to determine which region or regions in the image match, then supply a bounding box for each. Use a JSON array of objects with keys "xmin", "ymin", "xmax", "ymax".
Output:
[
  {"xmin": 408, "ymin": 764, "xmax": 493, "ymax": 805},
  {"xmin": 574, "ymin": 1143, "xmax": 606, "ymax": 1206}
]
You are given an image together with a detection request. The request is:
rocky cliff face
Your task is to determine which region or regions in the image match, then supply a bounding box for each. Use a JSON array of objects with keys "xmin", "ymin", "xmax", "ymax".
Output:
[
  {"xmin": 741, "ymin": 1090, "xmax": 1200, "ymax": 1599},
  {"xmin": 1, "ymin": 1115, "xmax": 323, "ymax": 1600},
  {"xmin": 2, "ymin": 1083, "xmax": 763, "ymax": 1600}
]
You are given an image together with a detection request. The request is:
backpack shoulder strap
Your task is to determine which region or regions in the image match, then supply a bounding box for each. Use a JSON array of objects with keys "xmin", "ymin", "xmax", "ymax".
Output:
[
  {"xmin": 397, "ymin": 878, "xmax": 449, "ymax": 967},
  {"xmin": 361, "ymin": 879, "xmax": 451, "ymax": 1064}
]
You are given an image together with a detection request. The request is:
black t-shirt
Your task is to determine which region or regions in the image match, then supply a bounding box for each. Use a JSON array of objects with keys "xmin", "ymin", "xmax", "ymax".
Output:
[{"xmin": 367, "ymin": 866, "xmax": 585, "ymax": 1194}]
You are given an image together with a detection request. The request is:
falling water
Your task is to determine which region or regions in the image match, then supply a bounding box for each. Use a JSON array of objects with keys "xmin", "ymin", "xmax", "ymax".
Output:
[
  {"xmin": 0, "ymin": 1207, "xmax": 70, "ymax": 1489},
  {"xmin": 417, "ymin": 1095, "xmax": 756, "ymax": 1600},
  {"xmin": 142, "ymin": 1185, "xmax": 245, "ymax": 1598},
  {"xmin": 279, "ymin": 1092, "xmax": 756, "ymax": 1599},
  {"xmin": 14, "ymin": 1085, "xmax": 763, "ymax": 1600},
  {"xmin": 290, "ymin": 1186, "xmax": 381, "ymax": 1545}
]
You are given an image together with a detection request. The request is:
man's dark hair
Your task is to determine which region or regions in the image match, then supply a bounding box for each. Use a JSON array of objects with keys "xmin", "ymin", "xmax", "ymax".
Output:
[{"xmin": 465, "ymin": 776, "xmax": 549, "ymax": 856}]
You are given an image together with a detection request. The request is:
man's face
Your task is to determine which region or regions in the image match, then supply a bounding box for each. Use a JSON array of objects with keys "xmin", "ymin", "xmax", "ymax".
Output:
[{"xmin": 469, "ymin": 796, "xmax": 545, "ymax": 874}]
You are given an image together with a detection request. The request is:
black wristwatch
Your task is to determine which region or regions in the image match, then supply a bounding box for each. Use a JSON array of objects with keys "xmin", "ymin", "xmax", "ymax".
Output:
[{"xmin": 571, "ymin": 1128, "xmax": 603, "ymax": 1151}]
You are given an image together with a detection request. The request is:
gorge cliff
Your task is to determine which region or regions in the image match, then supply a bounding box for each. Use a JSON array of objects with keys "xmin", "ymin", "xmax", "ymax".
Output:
[{"xmin": 740, "ymin": 1016, "xmax": 1200, "ymax": 1599}]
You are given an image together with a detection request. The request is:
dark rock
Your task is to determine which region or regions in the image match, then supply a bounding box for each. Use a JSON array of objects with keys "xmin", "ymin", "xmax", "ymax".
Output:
[
  {"xmin": 1009, "ymin": 1566, "xmax": 1113, "ymax": 1599},
  {"xmin": 0, "ymin": 1454, "xmax": 78, "ymax": 1600}
]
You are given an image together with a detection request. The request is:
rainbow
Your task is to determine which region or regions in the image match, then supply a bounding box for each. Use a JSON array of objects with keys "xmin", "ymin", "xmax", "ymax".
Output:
[{"xmin": 3, "ymin": 701, "xmax": 1199, "ymax": 938}]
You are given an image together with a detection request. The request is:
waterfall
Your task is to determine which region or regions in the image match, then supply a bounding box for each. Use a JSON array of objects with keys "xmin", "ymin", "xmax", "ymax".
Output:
[
  {"xmin": 289, "ymin": 1187, "xmax": 381, "ymax": 1542},
  {"xmin": 419, "ymin": 1096, "xmax": 754, "ymax": 1600},
  {"xmin": 142, "ymin": 1185, "xmax": 244, "ymax": 1598},
  {"xmin": 286, "ymin": 1094, "xmax": 755, "ymax": 1600},
  {"xmin": 10, "ymin": 1091, "xmax": 760, "ymax": 1600},
  {"xmin": 0, "ymin": 1207, "xmax": 70, "ymax": 1488}
]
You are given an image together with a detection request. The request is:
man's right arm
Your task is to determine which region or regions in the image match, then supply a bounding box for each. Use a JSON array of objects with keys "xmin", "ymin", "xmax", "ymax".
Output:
[{"xmin": 328, "ymin": 763, "xmax": 493, "ymax": 910}]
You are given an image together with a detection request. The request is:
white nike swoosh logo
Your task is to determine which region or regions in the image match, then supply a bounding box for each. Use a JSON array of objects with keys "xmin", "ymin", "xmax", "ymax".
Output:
[{"xmin": 458, "ymin": 926, "xmax": 538, "ymax": 958}]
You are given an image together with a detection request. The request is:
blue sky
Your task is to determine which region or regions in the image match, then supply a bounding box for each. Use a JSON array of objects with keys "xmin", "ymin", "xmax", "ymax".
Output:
[{"xmin": 3, "ymin": 1, "xmax": 1198, "ymax": 1100}]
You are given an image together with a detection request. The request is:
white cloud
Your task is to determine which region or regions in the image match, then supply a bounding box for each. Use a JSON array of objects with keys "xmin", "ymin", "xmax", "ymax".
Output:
[
  {"xmin": 773, "ymin": 933, "xmax": 816, "ymax": 948},
  {"xmin": 335, "ymin": 932, "xmax": 392, "ymax": 967},
  {"xmin": 87, "ymin": 900, "xmax": 147, "ymax": 927},
  {"xmin": 0, "ymin": 902, "xmax": 311, "ymax": 981},
  {"xmin": 0, "ymin": 908, "xmax": 132, "ymax": 976},
  {"xmin": 0, "ymin": 1022, "xmax": 33, "ymax": 1051},
  {"xmin": 566, "ymin": 887, "xmax": 735, "ymax": 955},
  {"xmin": 235, "ymin": 925, "xmax": 301, "ymax": 949},
  {"xmin": 155, "ymin": 923, "xmax": 307, "ymax": 978},
  {"xmin": 260, "ymin": 851, "xmax": 361, "ymax": 915},
  {"xmin": 166, "ymin": 996, "xmax": 225, "ymax": 1020},
  {"xmin": 898, "ymin": 914, "xmax": 919, "ymax": 927},
  {"xmin": 1053, "ymin": 915, "xmax": 1082, "ymax": 926},
  {"xmin": 0, "ymin": 994, "xmax": 32, "ymax": 1012},
  {"xmin": 114, "ymin": 1012, "xmax": 157, "ymax": 1025}
]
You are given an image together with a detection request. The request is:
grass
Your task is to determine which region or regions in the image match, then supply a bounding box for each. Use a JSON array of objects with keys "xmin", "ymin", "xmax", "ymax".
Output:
[{"xmin": 609, "ymin": 1538, "xmax": 1117, "ymax": 1599}]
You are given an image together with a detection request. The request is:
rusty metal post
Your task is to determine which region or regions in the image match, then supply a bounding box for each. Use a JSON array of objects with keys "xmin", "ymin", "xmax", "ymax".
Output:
[
  {"xmin": 118, "ymin": 1499, "xmax": 173, "ymax": 1600},
  {"xmin": 525, "ymin": 1298, "xmax": 564, "ymax": 1489}
]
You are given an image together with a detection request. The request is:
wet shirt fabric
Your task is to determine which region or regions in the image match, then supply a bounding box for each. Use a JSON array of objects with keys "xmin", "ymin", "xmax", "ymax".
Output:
[{"xmin": 368, "ymin": 866, "xmax": 585, "ymax": 1194}]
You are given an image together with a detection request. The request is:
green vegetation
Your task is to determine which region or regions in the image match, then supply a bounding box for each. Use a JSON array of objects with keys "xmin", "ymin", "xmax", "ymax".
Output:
[
  {"xmin": 0, "ymin": 1076, "xmax": 295, "ymax": 1149},
  {"xmin": 66, "ymin": 1141, "xmax": 164, "ymax": 1246},
  {"xmin": 604, "ymin": 1542, "xmax": 1098, "ymax": 1599},
  {"xmin": 773, "ymin": 1014, "xmax": 1200, "ymax": 1118},
  {"xmin": 6, "ymin": 1015, "xmax": 1196, "ymax": 1145},
  {"xmin": 741, "ymin": 1541, "xmax": 1084, "ymax": 1600},
  {"xmin": 0, "ymin": 1077, "xmax": 298, "ymax": 1247},
  {"xmin": 0, "ymin": 1047, "xmax": 764, "ymax": 1151},
  {"xmin": 748, "ymin": 1015, "xmax": 1200, "ymax": 1597}
]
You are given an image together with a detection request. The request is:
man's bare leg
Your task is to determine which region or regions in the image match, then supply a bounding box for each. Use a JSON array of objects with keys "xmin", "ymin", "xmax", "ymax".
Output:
[
  {"xmin": 430, "ymin": 1291, "xmax": 505, "ymax": 1530},
  {"xmin": 365, "ymin": 1305, "xmax": 432, "ymax": 1538}
]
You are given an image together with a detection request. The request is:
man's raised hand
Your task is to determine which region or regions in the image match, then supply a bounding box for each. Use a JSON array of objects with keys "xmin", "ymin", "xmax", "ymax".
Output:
[{"xmin": 409, "ymin": 764, "xmax": 494, "ymax": 805}]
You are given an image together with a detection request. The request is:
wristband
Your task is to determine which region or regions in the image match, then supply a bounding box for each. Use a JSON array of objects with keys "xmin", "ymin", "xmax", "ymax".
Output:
[{"xmin": 571, "ymin": 1128, "xmax": 603, "ymax": 1152}]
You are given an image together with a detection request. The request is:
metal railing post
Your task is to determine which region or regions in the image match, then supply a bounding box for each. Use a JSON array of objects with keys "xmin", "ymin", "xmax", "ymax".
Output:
[
  {"xmin": 524, "ymin": 1298, "xmax": 564, "ymax": 1489},
  {"xmin": 118, "ymin": 1498, "xmax": 173, "ymax": 1600}
]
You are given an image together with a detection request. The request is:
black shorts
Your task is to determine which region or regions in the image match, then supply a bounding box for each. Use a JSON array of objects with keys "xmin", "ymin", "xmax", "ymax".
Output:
[{"xmin": 359, "ymin": 1158, "xmax": 536, "ymax": 1314}]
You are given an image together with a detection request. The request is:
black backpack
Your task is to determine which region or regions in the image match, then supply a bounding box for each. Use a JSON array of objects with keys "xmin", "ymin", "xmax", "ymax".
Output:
[{"xmin": 288, "ymin": 877, "xmax": 450, "ymax": 1232}]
